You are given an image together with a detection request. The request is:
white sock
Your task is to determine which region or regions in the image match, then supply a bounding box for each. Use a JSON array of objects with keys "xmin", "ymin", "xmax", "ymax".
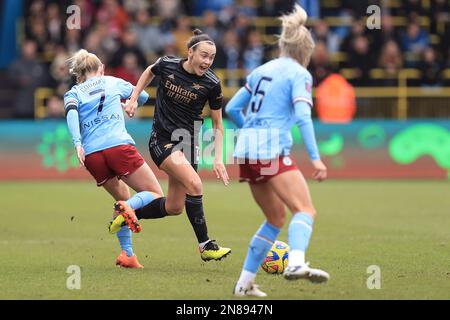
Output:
[
  {"xmin": 288, "ymin": 250, "xmax": 305, "ymax": 267},
  {"xmin": 237, "ymin": 270, "xmax": 257, "ymax": 287},
  {"xmin": 199, "ymin": 239, "xmax": 210, "ymax": 249}
]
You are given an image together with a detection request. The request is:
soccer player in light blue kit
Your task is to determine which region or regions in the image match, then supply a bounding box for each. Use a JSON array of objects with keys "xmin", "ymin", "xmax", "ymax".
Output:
[
  {"xmin": 64, "ymin": 49, "xmax": 164, "ymax": 268},
  {"xmin": 226, "ymin": 5, "xmax": 329, "ymax": 297}
]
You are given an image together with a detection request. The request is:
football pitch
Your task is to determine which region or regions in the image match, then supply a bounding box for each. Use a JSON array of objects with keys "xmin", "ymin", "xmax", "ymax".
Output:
[{"xmin": 1, "ymin": 180, "xmax": 449, "ymax": 300}]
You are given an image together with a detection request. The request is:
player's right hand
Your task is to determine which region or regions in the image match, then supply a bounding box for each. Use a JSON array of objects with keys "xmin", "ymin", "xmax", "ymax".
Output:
[
  {"xmin": 76, "ymin": 145, "xmax": 85, "ymax": 167},
  {"xmin": 123, "ymin": 99, "xmax": 138, "ymax": 118},
  {"xmin": 311, "ymin": 159, "xmax": 327, "ymax": 182}
]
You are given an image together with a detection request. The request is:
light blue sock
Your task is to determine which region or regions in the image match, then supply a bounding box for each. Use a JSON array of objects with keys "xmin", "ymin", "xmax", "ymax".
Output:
[
  {"xmin": 243, "ymin": 221, "xmax": 281, "ymax": 273},
  {"xmin": 117, "ymin": 226, "xmax": 133, "ymax": 257},
  {"xmin": 288, "ymin": 212, "xmax": 314, "ymax": 252},
  {"xmin": 126, "ymin": 191, "xmax": 155, "ymax": 210}
]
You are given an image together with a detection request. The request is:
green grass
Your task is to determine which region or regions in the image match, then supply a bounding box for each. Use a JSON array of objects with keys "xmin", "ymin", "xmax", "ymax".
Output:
[{"xmin": 1, "ymin": 180, "xmax": 449, "ymax": 299}]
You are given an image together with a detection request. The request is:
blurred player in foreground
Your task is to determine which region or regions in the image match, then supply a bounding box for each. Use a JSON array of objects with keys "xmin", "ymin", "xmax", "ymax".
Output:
[
  {"xmin": 226, "ymin": 5, "xmax": 330, "ymax": 297},
  {"xmin": 64, "ymin": 49, "xmax": 163, "ymax": 268}
]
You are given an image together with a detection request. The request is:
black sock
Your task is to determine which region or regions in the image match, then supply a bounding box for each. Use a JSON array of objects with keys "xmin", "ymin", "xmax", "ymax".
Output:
[
  {"xmin": 185, "ymin": 194, "xmax": 209, "ymax": 243},
  {"xmin": 135, "ymin": 197, "xmax": 168, "ymax": 220}
]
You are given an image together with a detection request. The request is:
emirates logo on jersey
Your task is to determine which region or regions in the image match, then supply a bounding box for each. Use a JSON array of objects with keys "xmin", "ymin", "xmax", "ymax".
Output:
[{"xmin": 192, "ymin": 83, "xmax": 204, "ymax": 90}]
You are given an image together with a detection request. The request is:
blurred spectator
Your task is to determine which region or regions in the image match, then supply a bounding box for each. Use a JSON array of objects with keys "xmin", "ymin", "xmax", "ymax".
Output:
[
  {"xmin": 347, "ymin": 35, "xmax": 374, "ymax": 86},
  {"xmin": 309, "ymin": 41, "xmax": 334, "ymax": 86},
  {"xmin": 237, "ymin": 0, "xmax": 258, "ymax": 17},
  {"xmin": 312, "ymin": 20, "xmax": 340, "ymax": 54},
  {"xmin": 49, "ymin": 47, "xmax": 72, "ymax": 97},
  {"xmin": 28, "ymin": 17, "xmax": 48, "ymax": 54},
  {"xmin": 418, "ymin": 47, "xmax": 443, "ymax": 87},
  {"xmin": 46, "ymin": 2, "xmax": 63, "ymax": 45},
  {"xmin": 109, "ymin": 29, "xmax": 147, "ymax": 69},
  {"xmin": 400, "ymin": 20, "xmax": 430, "ymax": 54},
  {"xmin": 371, "ymin": 14, "xmax": 402, "ymax": 56},
  {"xmin": 378, "ymin": 40, "xmax": 403, "ymax": 85},
  {"xmin": 8, "ymin": 40, "xmax": 49, "ymax": 118},
  {"xmin": 96, "ymin": 0, "xmax": 130, "ymax": 39},
  {"xmin": 45, "ymin": 95, "xmax": 64, "ymax": 118},
  {"xmin": 64, "ymin": 29, "xmax": 82, "ymax": 54},
  {"xmin": 340, "ymin": 19, "xmax": 366, "ymax": 54},
  {"xmin": 155, "ymin": 0, "xmax": 185, "ymax": 20},
  {"xmin": 400, "ymin": 0, "xmax": 427, "ymax": 17},
  {"xmin": 243, "ymin": 30, "xmax": 264, "ymax": 72},
  {"xmin": 193, "ymin": 0, "xmax": 234, "ymax": 16},
  {"xmin": 131, "ymin": 10, "xmax": 166, "ymax": 61},
  {"xmin": 114, "ymin": 52, "xmax": 143, "ymax": 85},
  {"xmin": 221, "ymin": 29, "xmax": 241, "ymax": 70},
  {"xmin": 73, "ymin": 0, "xmax": 96, "ymax": 31},
  {"xmin": 201, "ymin": 10, "xmax": 224, "ymax": 43},
  {"xmin": 172, "ymin": 16, "xmax": 193, "ymax": 56}
]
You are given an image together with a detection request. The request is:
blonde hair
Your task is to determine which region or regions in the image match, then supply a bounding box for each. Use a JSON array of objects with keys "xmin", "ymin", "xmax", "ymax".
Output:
[
  {"xmin": 67, "ymin": 49, "xmax": 102, "ymax": 83},
  {"xmin": 278, "ymin": 4, "xmax": 315, "ymax": 67}
]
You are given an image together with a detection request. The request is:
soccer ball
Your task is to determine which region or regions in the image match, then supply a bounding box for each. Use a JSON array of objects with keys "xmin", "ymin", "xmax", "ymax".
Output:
[{"xmin": 261, "ymin": 240, "xmax": 289, "ymax": 274}]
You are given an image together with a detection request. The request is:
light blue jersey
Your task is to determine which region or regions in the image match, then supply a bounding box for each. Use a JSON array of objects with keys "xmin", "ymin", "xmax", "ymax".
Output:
[
  {"xmin": 228, "ymin": 57, "xmax": 315, "ymax": 160},
  {"xmin": 64, "ymin": 76, "xmax": 148, "ymax": 155}
]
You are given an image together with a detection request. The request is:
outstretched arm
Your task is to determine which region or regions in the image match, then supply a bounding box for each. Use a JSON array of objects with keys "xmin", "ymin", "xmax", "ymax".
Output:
[
  {"xmin": 225, "ymin": 87, "xmax": 251, "ymax": 128},
  {"xmin": 124, "ymin": 65, "xmax": 156, "ymax": 117}
]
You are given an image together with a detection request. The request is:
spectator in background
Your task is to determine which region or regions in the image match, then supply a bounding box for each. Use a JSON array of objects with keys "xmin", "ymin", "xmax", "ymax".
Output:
[
  {"xmin": 309, "ymin": 40, "xmax": 334, "ymax": 86},
  {"xmin": 347, "ymin": 35, "xmax": 374, "ymax": 86},
  {"xmin": 371, "ymin": 14, "xmax": 402, "ymax": 57},
  {"xmin": 96, "ymin": 0, "xmax": 130, "ymax": 39},
  {"xmin": 110, "ymin": 28, "xmax": 147, "ymax": 69},
  {"xmin": 172, "ymin": 16, "xmax": 194, "ymax": 56},
  {"xmin": 243, "ymin": 29, "xmax": 264, "ymax": 72},
  {"xmin": 28, "ymin": 17, "xmax": 48, "ymax": 54},
  {"xmin": 46, "ymin": 2, "xmax": 63, "ymax": 45},
  {"xmin": 222, "ymin": 29, "xmax": 241, "ymax": 70},
  {"xmin": 201, "ymin": 10, "xmax": 224, "ymax": 43},
  {"xmin": 419, "ymin": 47, "xmax": 443, "ymax": 87},
  {"xmin": 64, "ymin": 29, "xmax": 82, "ymax": 54},
  {"xmin": 131, "ymin": 10, "xmax": 166, "ymax": 61},
  {"xmin": 73, "ymin": 0, "xmax": 96, "ymax": 31},
  {"xmin": 237, "ymin": 0, "xmax": 258, "ymax": 17},
  {"xmin": 401, "ymin": 19, "xmax": 430, "ymax": 66},
  {"xmin": 340, "ymin": 19, "xmax": 366, "ymax": 54},
  {"xmin": 378, "ymin": 40, "xmax": 403, "ymax": 85},
  {"xmin": 49, "ymin": 47, "xmax": 73, "ymax": 97},
  {"xmin": 312, "ymin": 19, "xmax": 340, "ymax": 54},
  {"xmin": 114, "ymin": 52, "xmax": 143, "ymax": 85},
  {"xmin": 8, "ymin": 40, "xmax": 49, "ymax": 118},
  {"xmin": 45, "ymin": 95, "xmax": 64, "ymax": 118}
]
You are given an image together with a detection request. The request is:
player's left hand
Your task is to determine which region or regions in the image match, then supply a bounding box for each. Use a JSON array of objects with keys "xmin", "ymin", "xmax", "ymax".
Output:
[
  {"xmin": 213, "ymin": 160, "xmax": 229, "ymax": 186},
  {"xmin": 76, "ymin": 145, "xmax": 85, "ymax": 168},
  {"xmin": 122, "ymin": 99, "xmax": 138, "ymax": 118}
]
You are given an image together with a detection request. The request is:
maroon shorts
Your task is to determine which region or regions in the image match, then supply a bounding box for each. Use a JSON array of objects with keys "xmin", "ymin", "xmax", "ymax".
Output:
[
  {"xmin": 239, "ymin": 156, "xmax": 298, "ymax": 184},
  {"xmin": 84, "ymin": 145, "xmax": 145, "ymax": 186}
]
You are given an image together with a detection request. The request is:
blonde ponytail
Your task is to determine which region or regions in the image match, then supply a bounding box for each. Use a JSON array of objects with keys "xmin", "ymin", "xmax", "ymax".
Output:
[
  {"xmin": 67, "ymin": 49, "xmax": 102, "ymax": 83},
  {"xmin": 278, "ymin": 4, "xmax": 315, "ymax": 67}
]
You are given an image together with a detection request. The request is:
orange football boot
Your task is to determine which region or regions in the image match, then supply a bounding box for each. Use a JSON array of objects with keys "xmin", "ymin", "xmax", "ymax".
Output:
[
  {"xmin": 115, "ymin": 250, "xmax": 144, "ymax": 268},
  {"xmin": 114, "ymin": 201, "xmax": 142, "ymax": 233}
]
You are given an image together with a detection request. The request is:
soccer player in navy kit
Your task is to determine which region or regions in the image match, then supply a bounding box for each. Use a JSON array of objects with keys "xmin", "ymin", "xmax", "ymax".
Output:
[
  {"xmin": 64, "ymin": 49, "xmax": 165, "ymax": 268},
  {"xmin": 118, "ymin": 29, "xmax": 231, "ymax": 261},
  {"xmin": 226, "ymin": 5, "xmax": 329, "ymax": 297}
]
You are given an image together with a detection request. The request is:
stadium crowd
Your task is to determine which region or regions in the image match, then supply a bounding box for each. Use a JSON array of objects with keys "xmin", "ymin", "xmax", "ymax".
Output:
[{"xmin": 4, "ymin": 0, "xmax": 450, "ymax": 118}]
